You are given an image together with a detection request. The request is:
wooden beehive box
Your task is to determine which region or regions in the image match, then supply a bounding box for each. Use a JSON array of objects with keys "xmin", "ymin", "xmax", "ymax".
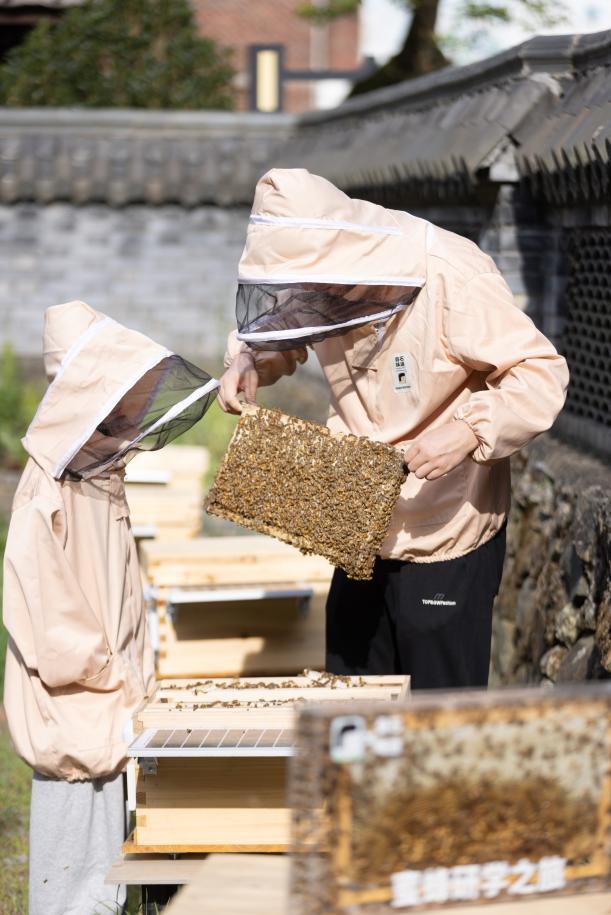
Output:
[
  {"xmin": 126, "ymin": 445, "xmax": 209, "ymax": 540},
  {"xmin": 289, "ymin": 683, "xmax": 611, "ymax": 914},
  {"xmin": 127, "ymin": 673, "xmax": 409, "ymax": 853},
  {"xmin": 140, "ymin": 536, "xmax": 333, "ymax": 678},
  {"xmin": 205, "ymin": 405, "xmax": 406, "ymax": 580}
]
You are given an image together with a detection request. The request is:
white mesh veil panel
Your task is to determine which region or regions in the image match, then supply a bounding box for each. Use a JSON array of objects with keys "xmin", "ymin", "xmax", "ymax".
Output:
[
  {"xmin": 67, "ymin": 355, "xmax": 218, "ymax": 479},
  {"xmin": 236, "ymin": 282, "xmax": 421, "ymax": 350}
]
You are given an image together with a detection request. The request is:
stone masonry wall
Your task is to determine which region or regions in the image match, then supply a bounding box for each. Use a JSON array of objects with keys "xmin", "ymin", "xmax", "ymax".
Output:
[
  {"xmin": 491, "ymin": 433, "xmax": 611, "ymax": 686},
  {"xmin": 0, "ymin": 203, "xmax": 250, "ymax": 371}
]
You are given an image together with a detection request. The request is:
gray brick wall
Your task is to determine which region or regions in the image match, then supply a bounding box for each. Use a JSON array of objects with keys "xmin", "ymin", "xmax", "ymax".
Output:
[
  {"xmin": 409, "ymin": 190, "xmax": 558, "ymax": 344},
  {"xmin": 0, "ymin": 203, "xmax": 250, "ymax": 373}
]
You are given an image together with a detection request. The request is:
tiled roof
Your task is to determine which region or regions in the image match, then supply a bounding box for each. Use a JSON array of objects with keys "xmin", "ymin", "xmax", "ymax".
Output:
[
  {"xmin": 0, "ymin": 109, "xmax": 295, "ymax": 206},
  {"xmin": 1, "ymin": 30, "xmax": 611, "ymax": 205},
  {"xmin": 277, "ymin": 30, "xmax": 611, "ymax": 204},
  {"xmin": 517, "ymin": 32, "xmax": 611, "ymax": 203},
  {"xmin": 278, "ymin": 77, "xmax": 553, "ymax": 199}
]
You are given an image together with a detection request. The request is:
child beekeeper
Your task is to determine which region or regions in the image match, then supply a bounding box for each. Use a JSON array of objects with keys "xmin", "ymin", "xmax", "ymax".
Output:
[{"xmin": 3, "ymin": 300, "xmax": 218, "ymax": 915}]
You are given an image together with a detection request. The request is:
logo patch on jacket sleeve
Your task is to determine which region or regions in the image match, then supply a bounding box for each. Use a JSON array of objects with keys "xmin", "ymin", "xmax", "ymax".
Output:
[{"xmin": 392, "ymin": 353, "xmax": 411, "ymax": 391}]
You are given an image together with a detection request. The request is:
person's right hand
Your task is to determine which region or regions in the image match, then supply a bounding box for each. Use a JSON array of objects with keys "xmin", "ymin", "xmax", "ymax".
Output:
[{"xmin": 217, "ymin": 351, "xmax": 259, "ymax": 414}]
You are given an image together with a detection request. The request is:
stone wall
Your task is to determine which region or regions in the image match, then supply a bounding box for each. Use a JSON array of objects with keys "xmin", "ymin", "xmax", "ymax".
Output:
[
  {"xmin": 0, "ymin": 203, "xmax": 249, "ymax": 370},
  {"xmin": 491, "ymin": 433, "xmax": 611, "ymax": 686},
  {"xmin": 409, "ymin": 184, "xmax": 560, "ymax": 346},
  {"xmin": 0, "ymin": 107, "xmax": 297, "ymax": 369}
]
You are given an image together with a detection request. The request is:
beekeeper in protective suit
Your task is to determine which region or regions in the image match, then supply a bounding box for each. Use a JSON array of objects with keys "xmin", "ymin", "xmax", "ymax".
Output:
[
  {"xmin": 219, "ymin": 168, "xmax": 569, "ymax": 690},
  {"xmin": 3, "ymin": 301, "xmax": 218, "ymax": 915}
]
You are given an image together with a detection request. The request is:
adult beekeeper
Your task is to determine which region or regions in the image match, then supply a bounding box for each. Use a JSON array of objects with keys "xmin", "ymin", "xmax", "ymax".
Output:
[
  {"xmin": 219, "ymin": 168, "xmax": 569, "ymax": 690},
  {"xmin": 3, "ymin": 301, "xmax": 218, "ymax": 915}
]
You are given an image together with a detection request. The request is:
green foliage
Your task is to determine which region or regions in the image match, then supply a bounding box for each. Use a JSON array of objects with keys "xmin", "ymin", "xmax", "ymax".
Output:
[
  {"xmin": 0, "ymin": 720, "xmax": 30, "ymax": 915},
  {"xmin": 299, "ymin": 0, "xmax": 565, "ymax": 25},
  {"xmin": 0, "ymin": 512, "xmax": 7, "ymax": 693},
  {"xmin": 0, "ymin": 506, "xmax": 29, "ymax": 915},
  {"xmin": 298, "ymin": 0, "xmax": 359, "ymax": 24},
  {"xmin": 462, "ymin": 2, "xmax": 511, "ymax": 21},
  {"xmin": 298, "ymin": 0, "xmax": 568, "ymax": 51},
  {"xmin": 461, "ymin": 0, "xmax": 567, "ymax": 28},
  {"xmin": 0, "ymin": 0, "xmax": 235, "ymax": 110},
  {"xmin": 0, "ymin": 346, "xmax": 41, "ymax": 471}
]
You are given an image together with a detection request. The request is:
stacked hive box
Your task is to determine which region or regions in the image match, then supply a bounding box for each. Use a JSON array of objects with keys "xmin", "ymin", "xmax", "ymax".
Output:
[
  {"xmin": 140, "ymin": 536, "xmax": 333, "ymax": 678},
  {"xmin": 127, "ymin": 673, "xmax": 409, "ymax": 853},
  {"xmin": 125, "ymin": 444, "xmax": 209, "ymax": 541}
]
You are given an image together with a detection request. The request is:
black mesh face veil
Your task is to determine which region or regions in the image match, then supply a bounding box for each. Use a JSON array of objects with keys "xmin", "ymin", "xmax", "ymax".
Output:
[
  {"xmin": 236, "ymin": 282, "xmax": 421, "ymax": 351},
  {"xmin": 66, "ymin": 355, "xmax": 218, "ymax": 479}
]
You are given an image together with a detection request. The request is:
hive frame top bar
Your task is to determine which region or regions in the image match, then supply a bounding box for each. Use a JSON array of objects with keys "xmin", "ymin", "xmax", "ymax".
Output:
[
  {"xmin": 131, "ymin": 675, "xmax": 410, "ymax": 737},
  {"xmin": 153, "ymin": 673, "xmax": 408, "ymax": 692},
  {"xmin": 166, "ymin": 585, "xmax": 313, "ymax": 605}
]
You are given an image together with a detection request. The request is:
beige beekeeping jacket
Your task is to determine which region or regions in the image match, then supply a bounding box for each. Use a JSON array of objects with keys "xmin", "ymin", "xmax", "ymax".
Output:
[
  {"xmin": 227, "ymin": 168, "xmax": 569, "ymax": 563},
  {"xmin": 3, "ymin": 301, "xmax": 158, "ymax": 780}
]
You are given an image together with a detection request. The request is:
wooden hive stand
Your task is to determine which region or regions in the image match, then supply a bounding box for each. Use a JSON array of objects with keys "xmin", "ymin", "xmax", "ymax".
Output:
[
  {"xmin": 126, "ymin": 673, "xmax": 409, "ymax": 854},
  {"xmin": 140, "ymin": 535, "xmax": 333, "ymax": 678}
]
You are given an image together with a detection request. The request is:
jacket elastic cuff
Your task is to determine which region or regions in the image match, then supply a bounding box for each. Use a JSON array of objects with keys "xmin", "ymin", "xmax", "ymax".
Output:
[
  {"xmin": 452, "ymin": 408, "xmax": 489, "ymax": 464},
  {"xmin": 223, "ymin": 330, "xmax": 253, "ymax": 369}
]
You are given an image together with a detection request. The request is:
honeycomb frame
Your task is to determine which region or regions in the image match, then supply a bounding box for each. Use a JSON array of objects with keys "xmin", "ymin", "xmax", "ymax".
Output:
[{"xmin": 205, "ymin": 405, "xmax": 407, "ymax": 580}]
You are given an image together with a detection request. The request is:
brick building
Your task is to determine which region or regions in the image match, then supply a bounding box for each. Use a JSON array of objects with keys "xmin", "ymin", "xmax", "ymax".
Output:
[
  {"xmin": 193, "ymin": 0, "xmax": 359, "ymax": 112},
  {"xmin": 0, "ymin": 0, "xmax": 361, "ymax": 113}
]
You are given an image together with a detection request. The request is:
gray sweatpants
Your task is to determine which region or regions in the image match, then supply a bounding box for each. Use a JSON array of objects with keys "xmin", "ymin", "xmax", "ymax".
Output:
[{"xmin": 29, "ymin": 771, "xmax": 127, "ymax": 915}]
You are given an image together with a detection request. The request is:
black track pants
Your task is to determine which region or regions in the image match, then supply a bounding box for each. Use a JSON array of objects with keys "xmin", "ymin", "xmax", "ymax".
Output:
[{"xmin": 326, "ymin": 526, "xmax": 506, "ymax": 690}]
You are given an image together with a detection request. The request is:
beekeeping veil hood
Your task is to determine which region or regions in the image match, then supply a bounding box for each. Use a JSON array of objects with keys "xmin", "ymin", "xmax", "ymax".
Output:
[
  {"xmin": 236, "ymin": 168, "xmax": 427, "ymax": 350},
  {"xmin": 23, "ymin": 301, "xmax": 219, "ymax": 480}
]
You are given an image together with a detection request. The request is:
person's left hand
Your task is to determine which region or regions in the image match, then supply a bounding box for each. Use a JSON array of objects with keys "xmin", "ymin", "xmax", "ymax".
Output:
[{"xmin": 404, "ymin": 420, "xmax": 479, "ymax": 480}]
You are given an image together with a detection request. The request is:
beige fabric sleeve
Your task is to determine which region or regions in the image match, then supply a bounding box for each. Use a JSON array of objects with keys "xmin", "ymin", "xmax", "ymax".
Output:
[
  {"xmin": 224, "ymin": 329, "xmax": 308, "ymax": 386},
  {"xmin": 447, "ymin": 271, "xmax": 569, "ymax": 463},
  {"xmin": 3, "ymin": 498, "xmax": 120, "ymax": 690}
]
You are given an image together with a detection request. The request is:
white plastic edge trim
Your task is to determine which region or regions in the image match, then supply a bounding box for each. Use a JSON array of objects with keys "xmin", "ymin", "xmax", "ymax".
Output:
[
  {"xmin": 126, "ymin": 759, "xmax": 137, "ymax": 811},
  {"xmin": 53, "ymin": 348, "xmax": 174, "ymax": 478},
  {"xmin": 238, "ymin": 274, "xmax": 424, "ymax": 286},
  {"xmin": 69, "ymin": 376, "xmax": 220, "ymax": 479},
  {"xmin": 134, "ymin": 377, "xmax": 219, "ymax": 440},
  {"xmin": 237, "ymin": 302, "xmax": 409, "ymax": 343},
  {"xmin": 59, "ymin": 316, "xmax": 113, "ymax": 376},
  {"xmin": 249, "ymin": 213, "xmax": 404, "ymax": 236},
  {"xmin": 26, "ymin": 316, "xmax": 113, "ymax": 434}
]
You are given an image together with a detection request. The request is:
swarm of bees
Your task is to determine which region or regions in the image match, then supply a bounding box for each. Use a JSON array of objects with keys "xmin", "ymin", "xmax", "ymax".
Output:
[
  {"xmin": 348, "ymin": 773, "xmax": 598, "ymax": 883},
  {"xmin": 161, "ymin": 671, "xmax": 366, "ymax": 692},
  {"xmin": 289, "ymin": 701, "xmax": 609, "ymax": 915},
  {"xmin": 205, "ymin": 405, "xmax": 407, "ymax": 579}
]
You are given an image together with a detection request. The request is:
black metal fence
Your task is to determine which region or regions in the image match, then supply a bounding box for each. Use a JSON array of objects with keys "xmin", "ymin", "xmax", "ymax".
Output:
[{"xmin": 557, "ymin": 229, "xmax": 611, "ymax": 458}]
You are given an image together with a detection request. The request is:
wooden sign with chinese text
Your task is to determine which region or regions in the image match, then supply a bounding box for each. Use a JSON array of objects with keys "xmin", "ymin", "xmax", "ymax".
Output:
[{"xmin": 289, "ymin": 684, "xmax": 611, "ymax": 913}]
